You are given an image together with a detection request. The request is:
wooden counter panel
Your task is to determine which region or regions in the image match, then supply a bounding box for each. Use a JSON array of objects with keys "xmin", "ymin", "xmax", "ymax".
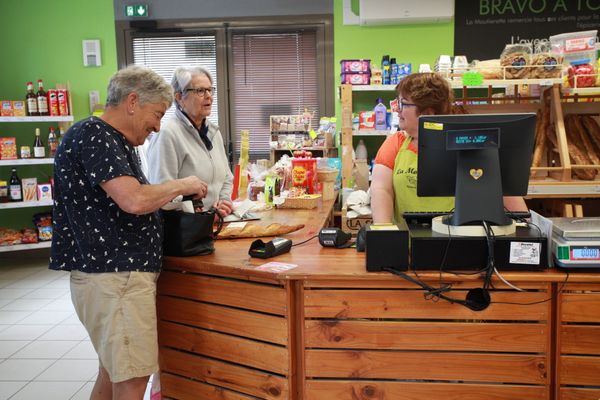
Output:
[
  {"xmin": 560, "ymin": 355, "xmax": 600, "ymax": 386},
  {"xmin": 304, "ymin": 381, "xmax": 547, "ymax": 400},
  {"xmin": 561, "ymin": 325, "xmax": 600, "ymax": 354},
  {"xmin": 304, "ymin": 320, "xmax": 547, "ymax": 352},
  {"xmin": 559, "ymin": 387, "xmax": 600, "ymax": 400},
  {"xmin": 160, "ymin": 347, "xmax": 288, "ymax": 399},
  {"xmin": 561, "ymin": 292, "xmax": 600, "ymax": 323},
  {"xmin": 159, "ymin": 320, "xmax": 288, "ymax": 375},
  {"xmin": 304, "ymin": 289, "xmax": 549, "ymax": 320},
  {"xmin": 158, "ymin": 296, "xmax": 288, "ymax": 345},
  {"xmin": 159, "ymin": 270, "xmax": 287, "ymax": 315},
  {"xmin": 305, "ymin": 350, "xmax": 548, "ymax": 384},
  {"xmin": 304, "ymin": 278, "xmax": 550, "ymax": 289},
  {"xmin": 161, "ymin": 372, "xmax": 257, "ymax": 400}
]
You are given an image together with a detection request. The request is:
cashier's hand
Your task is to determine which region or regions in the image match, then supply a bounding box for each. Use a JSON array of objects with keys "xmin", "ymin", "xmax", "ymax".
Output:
[
  {"xmin": 179, "ymin": 176, "xmax": 208, "ymax": 199},
  {"xmin": 214, "ymin": 199, "xmax": 233, "ymax": 217}
]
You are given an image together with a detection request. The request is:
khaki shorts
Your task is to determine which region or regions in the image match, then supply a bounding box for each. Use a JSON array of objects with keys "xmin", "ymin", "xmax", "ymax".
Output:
[{"xmin": 70, "ymin": 270, "xmax": 159, "ymax": 383}]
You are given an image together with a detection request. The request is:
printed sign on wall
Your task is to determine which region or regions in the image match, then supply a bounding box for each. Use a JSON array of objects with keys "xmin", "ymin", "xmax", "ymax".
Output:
[{"xmin": 455, "ymin": 1, "xmax": 600, "ymax": 61}]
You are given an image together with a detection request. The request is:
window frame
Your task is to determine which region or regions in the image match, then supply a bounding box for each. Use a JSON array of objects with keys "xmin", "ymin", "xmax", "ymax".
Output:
[{"xmin": 115, "ymin": 15, "xmax": 333, "ymax": 163}]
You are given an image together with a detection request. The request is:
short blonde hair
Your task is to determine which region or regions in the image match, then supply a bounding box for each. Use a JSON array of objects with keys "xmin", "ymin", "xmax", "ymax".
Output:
[
  {"xmin": 106, "ymin": 65, "xmax": 173, "ymax": 108},
  {"xmin": 396, "ymin": 73, "xmax": 452, "ymax": 115}
]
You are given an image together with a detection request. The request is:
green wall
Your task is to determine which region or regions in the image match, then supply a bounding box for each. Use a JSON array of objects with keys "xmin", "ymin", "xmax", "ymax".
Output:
[
  {"xmin": 333, "ymin": 0, "xmax": 454, "ymax": 159},
  {"xmin": 0, "ymin": 0, "xmax": 117, "ymax": 229}
]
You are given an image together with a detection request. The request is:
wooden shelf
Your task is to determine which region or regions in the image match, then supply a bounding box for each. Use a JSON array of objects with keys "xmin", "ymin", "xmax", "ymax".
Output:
[
  {"xmin": 272, "ymin": 147, "xmax": 336, "ymax": 151},
  {"xmin": 353, "ymin": 129, "xmax": 391, "ymax": 137},
  {"xmin": 0, "ymin": 116, "xmax": 73, "ymax": 122},
  {"xmin": 0, "ymin": 158, "xmax": 54, "ymax": 166},
  {"xmin": 347, "ymin": 79, "xmax": 564, "ymax": 93},
  {"xmin": 0, "ymin": 241, "xmax": 51, "ymax": 253},
  {"xmin": 0, "ymin": 200, "xmax": 53, "ymax": 209}
]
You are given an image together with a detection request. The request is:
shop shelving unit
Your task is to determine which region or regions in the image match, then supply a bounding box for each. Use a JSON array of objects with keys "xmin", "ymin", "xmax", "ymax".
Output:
[{"xmin": 0, "ymin": 115, "xmax": 73, "ymax": 252}]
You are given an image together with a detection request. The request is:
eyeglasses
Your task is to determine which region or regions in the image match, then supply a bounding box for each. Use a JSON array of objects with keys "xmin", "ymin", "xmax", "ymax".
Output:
[
  {"xmin": 185, "ymin": 86, "xmax": 215, "ymax": 97},
  {"xmin": 398, "ymin": 98, "xmax": 417, "ymax": 111}
]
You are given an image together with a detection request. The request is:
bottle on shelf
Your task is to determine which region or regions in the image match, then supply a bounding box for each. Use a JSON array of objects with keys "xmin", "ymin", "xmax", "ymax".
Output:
[
  {"xmin": 47, "ymin": 127, "xmax": 58, "ymax": 157},
  {"xmin": 58, "ymin": 128, "xmax": 66, "ymax": 144},
  {"xmin": 25, "ymin": 81, "xmax": 39, "ymax": 116},
  {"xmin": 382, "ymin": 55, "xmax": 391, "ymax": 85},
  {"xmin": 9, "ymin": 168, "xmax": 22, "ymax": 202},
  {"xmin": 355, "ymin": 139, "xmax": 368, "ymax": 160},
  {"xmin": 33, "ymin": 128, "xmax": 45, "ymax": 158},
  {"xmin": 36, "ymin": 79, "xmax": 49, "ymax": 116},
  {"xmin": 374, "ymin": 97, "xmax": 387, "ymax": 131}
]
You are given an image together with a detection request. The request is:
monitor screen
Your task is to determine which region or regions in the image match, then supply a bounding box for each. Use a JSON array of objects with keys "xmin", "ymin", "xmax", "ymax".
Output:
[{"xmin": 417, "ymin": 113, "xmax": 536, "ymax": 227}]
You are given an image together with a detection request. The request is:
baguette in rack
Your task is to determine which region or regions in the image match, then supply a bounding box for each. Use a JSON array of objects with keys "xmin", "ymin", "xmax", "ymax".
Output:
[{"xmin": 218, "ymin": 223, "xmax": 304, "ymax": 239}]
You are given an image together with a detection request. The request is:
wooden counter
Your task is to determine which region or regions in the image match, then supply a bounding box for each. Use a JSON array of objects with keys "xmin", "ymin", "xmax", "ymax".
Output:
[{"xmin": 157, "ymin": 200, "xmax": 600, "ymax": 400}]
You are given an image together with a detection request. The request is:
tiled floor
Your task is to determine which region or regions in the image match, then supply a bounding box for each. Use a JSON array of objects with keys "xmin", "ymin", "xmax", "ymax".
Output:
[{"xmin": 0, "ymin": 251, "xmax": 153, "ymax": 400}]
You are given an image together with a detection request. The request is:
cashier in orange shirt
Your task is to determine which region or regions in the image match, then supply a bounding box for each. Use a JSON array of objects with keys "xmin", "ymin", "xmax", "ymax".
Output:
[{"xmin": 370, "ymin": 72, "xmax": 527, "ymax": 224}]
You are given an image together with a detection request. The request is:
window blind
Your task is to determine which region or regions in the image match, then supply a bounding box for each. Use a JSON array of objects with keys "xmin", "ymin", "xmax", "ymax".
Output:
[
  {"xmin": 230, "ymin": 31, "xmax": 319, "ymax": 161},
  {"xmin": 132, "ymin": 35, "xmax": 218, "ymax": 125}
]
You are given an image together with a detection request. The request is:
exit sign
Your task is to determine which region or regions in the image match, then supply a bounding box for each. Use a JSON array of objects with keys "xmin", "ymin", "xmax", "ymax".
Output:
[{"xmin": 125, "ymin": 4, "xmax": 148, "ymax": 17}]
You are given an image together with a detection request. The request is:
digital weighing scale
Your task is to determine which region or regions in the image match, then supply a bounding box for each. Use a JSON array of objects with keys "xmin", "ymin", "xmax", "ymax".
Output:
[{"xmin": 551, "ymin": 218, "xmax": 600, "ymax": 268}]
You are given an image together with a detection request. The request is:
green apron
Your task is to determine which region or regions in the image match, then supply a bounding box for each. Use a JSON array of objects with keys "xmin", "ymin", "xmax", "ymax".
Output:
[{"xmin": 392, "ymin": 136, "xmax": 454, "ymax": 223}]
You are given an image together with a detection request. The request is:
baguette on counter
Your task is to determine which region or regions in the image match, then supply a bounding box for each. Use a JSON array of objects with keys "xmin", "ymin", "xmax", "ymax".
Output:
[{"xmin": 218, "ymin": 223, "xmax": 304, "ymax": 239}]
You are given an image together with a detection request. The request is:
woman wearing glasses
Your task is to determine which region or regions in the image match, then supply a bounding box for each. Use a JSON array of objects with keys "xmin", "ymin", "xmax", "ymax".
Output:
[
  {"xmin": 370, "ymin": 72, "xmax": 525, "ymax": 223},
  {"xmin": 147, "ymin": 66, "xmax": 233, "ymax": 217}
]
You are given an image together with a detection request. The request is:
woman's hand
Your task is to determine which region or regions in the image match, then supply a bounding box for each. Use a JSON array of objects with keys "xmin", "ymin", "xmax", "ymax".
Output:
[{"xmin": 214, "ymin": 199, "xmax": 233, "ymax": 217}]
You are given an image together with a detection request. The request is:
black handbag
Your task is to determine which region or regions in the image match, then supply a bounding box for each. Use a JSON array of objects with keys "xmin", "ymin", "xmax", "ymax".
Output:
[{"xmin": 162, "ymin": 207, "xmax": 223, "ymax": 256}]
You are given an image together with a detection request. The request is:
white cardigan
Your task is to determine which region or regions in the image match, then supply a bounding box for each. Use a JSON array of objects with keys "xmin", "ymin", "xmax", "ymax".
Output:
[{"xmin": 146, "ymin": 109, "xmax": 233, "ymax": 208}]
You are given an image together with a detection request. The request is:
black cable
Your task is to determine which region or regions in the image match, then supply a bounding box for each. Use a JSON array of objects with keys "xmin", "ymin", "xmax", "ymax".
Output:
[
  {"xmin": 491, "ymin": 270, "xmax": 570, "ymax": 306},
  {"xmin": 291, "ymin": 235, "xmax": 318, "ymax": 247}
]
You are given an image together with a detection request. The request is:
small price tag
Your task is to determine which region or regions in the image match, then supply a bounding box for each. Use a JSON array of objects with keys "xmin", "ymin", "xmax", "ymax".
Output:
[
  {"xmin": 309, "ymin": 129, "xmax": 318, "ymax": 140},
  {"xmin": 509, "ymin": 242, "xmax": 541, "ymax": 265},
  {"xmin": 462, "ymin": 72, "xmax": 484, "ymax": 86}
]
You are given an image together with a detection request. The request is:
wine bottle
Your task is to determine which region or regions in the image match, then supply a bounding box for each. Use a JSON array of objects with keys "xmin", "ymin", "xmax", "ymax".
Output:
[
  {"xmin": 25, "ymin": 82, "xmax": 39, "ymax": 116},
  {"xmin": 47, "ymin": 127, "xmax": 58, "ymax": 157},
  {"xmin": 9, "ymin": 168, "xmax": 22, "ymax": 202},
  {"xmin": 36, "ymin": 80, "xmax": 49, "ymax": 116},
  {"xmin": 33, "ymin": 128, "xmax": 45, "ymax": 158}
]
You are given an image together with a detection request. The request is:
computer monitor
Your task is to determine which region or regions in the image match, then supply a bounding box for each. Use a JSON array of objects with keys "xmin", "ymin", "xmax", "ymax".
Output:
[{"xmin": 417, "ymin": 113, "xmax": 536, "ymax": 230}]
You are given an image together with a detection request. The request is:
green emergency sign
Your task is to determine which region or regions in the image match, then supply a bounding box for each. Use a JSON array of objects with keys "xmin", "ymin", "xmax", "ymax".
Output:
[{"xmin": 125, "ymin": 4, "xmax": 148, "ymax": 17}]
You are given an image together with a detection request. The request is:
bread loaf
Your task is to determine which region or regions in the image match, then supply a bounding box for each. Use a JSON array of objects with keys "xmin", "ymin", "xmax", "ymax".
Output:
[
  {"xmin": 581, "ymin": 116, "xmax": 600, "ymax": 156},
  {"xmin": 573, "ymin": 115, "xmax": 600, "ymax": 166},
  {"xmin": 218, "ymin": 223, "xmax": 304, "ymax": 239},
  {"xmin": 565, "ymin": 115, "xmax": 596, "ymax": 180},
  {"xmin": 531, "ymin": 109, "xmax": 546, "ymax": 169}
]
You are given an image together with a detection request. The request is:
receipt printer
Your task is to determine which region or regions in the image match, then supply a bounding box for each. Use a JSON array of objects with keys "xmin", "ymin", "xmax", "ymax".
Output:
[{"xmin": 366, "ymin": 220, "xmax": 409, "ymax": 272}]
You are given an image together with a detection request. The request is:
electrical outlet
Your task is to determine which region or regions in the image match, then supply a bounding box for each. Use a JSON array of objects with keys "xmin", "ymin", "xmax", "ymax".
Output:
[{"xmin": 89, "ymin": 90, "xmax": 100, "ymax": 114}]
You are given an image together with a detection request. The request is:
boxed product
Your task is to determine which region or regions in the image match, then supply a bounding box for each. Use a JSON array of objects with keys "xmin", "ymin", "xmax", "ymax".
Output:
[
  {"xmin": 12, "ymin": 101, "xmax": 26, "ymax": 116},
  {"xmin": 341, "ymin": 73, "xmax": 370, "ymax": 85},
  {"xmin": 57, "ymin": 89, "xmax": 69, "ymax": 116},
  {"xmin": 48, "ymin": 90, "xmax": 59, "ymax": 116},
  {"xmin": 1, "ymin": 100, "xmax": 13, "ymax": 116},
  {"xmin": 0, "ymin": 137, "xmax": 17, "ymax": 160},
  {"xmin": 37, "ymin": 183, "xmax": 52, "ymax": 200},
  {"xmin": 359, "ymin": 111, "xmax": 375, "ymax": 129},
  {"xmin": 22, "ymin": 178, "xmax": 37, "ymax": 201},
  {"xmin": 340, "ymin": 59, "xmax": 371, "ymax": 73},
  {"xmin": 33, "ymin": 212, "xmax": 52, "ymax": 241}
]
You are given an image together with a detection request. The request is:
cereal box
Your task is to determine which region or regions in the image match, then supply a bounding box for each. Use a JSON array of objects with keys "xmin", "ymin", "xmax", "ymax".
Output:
[
  {"xmin": 1, "ymin": 101, "xmax": 13, "ymax": 116},
  {"xmin": 0, "ymin": 137, "xmax": 17, "ymax": 160},
  {"xmin": 12, "ymin": 101, "xmax": 26, "ymax": 116},
  {"xmin": 22, "ymin": 178, "xmax": 37, "ymax": 202},
  {"xmin": 37, "ymin": 183, "xmax": 52, "ymax": 200}
]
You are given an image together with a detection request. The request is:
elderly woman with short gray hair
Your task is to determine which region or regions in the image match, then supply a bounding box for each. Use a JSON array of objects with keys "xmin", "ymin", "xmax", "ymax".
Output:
[{"xmin": 146, "ymin": 66, "xmax": 234, "ymax": 217}]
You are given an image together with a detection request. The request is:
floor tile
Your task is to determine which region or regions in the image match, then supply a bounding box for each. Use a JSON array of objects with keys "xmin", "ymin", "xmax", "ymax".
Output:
[
  {"xmin": 60, "ymin": 314, "xmax": 81, "ymax": 325},
  {"xmin": 70, "ymin": 381, "xmax": 94, "ymax": 400},
  {"xmin": 10, "ymin": 381, "xmax": 86, "ymax": 400},
  {"xmin": 36, "ymin": 359, "xmax": 98, "ymax": 381},
  {"xmin": 26, "ymin": 269, "xmax": 64, "ymax": 281},
  {"xmin": 0, "ymin": 325, "xmax": 53, "ymax": 341},
  {"xmin": 24, "ymin": 287, "xmax": 69, "ymax": 300},
  {"xmin": 39, "ymin": 298, "xmax": 74, "ymax": 312},
  {"xmin": 0, "ymin": 299, "xmax": 11, "ymax": 308},
  {"xmin": 0, "ymin": 358, "xmax": 54, "ymax": 381},
  {"xmin": 0, "ymin": 381, "xmax": 28, "ymax": 400},
  {"xmin": 0, "ymin": 280, "xmax": 17, "ymax": 289},
  {"xmin": 5, "ymin": 279, "xmax": 52, "ymax": 290},
  {"xmin": 62, "ymin": 341, "xmax": 96, "ymax": 360},
  {"xmin": 0, "ymin": 288, "xmax": 34, "ymax": 300},
  {"xmin": 12, "ymin": 340, "xmax": 79, "ymax": 359},
  {"xmin": 0, "ymin": 311, "xmax": 32, "ymax": 325},
  {"xmin": 0, "ymin": 341, "xmax": 30, "ymax": 358},
  {"xmin": 43, "ymin": 279, "xmax": 70, "ymax": 289},
  {"xmin": 38, "ymin": 324, "xmax": 88, "ymax": 341},
  {"xmin": 1, "ymin": 298, "xmax": 53, "ymax": 311},
  {"xmin": 18, "ymin": 311, "xmax": 73, "ymax": 325}
]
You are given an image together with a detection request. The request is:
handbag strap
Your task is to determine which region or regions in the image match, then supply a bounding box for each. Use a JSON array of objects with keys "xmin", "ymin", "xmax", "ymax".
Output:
[{"xmin": 210, "ymin": 207, "xmax": 224, "ymax": 238}]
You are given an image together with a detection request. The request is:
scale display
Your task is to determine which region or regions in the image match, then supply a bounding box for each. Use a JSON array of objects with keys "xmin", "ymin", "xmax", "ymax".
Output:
[{"xmin": 571, "ymin": 247, "xmax": 600, "ymax": 260}]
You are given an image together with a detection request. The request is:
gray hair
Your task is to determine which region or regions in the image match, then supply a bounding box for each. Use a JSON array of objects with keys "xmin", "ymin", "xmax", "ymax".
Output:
[
  {"xmin": 171, "ymin": 66, "xmax": 213, "ymax": 94},
  {"xmin": 106, "ymin": 65, "xmax": 174, "ymax": 107}
]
